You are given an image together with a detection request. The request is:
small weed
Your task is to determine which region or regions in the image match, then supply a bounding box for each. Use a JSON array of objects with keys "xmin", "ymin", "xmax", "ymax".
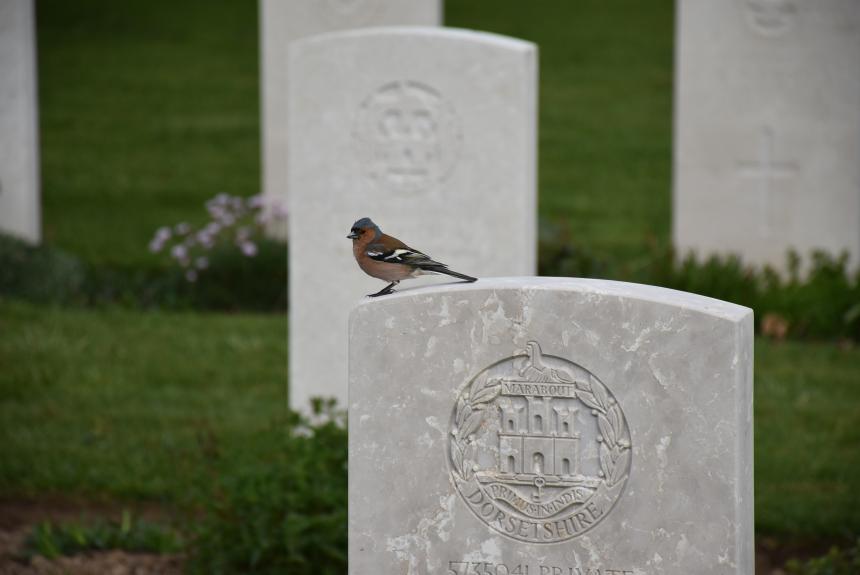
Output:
[
  {"xmin": 0, "ymin": 232, "xmax": 287, "ymax": 312},
  {"xmin": 186, "ymin": 401, "xmax": 347, "ymax": 575},
  {"xmin": 22, "ymin": 510, "xmax": 183, "ymax": 560},
  {"xmin": 539, "ymin": 227, "xmax": 860, "ymax": 342},
  {"xmin": 785, "ymin": 539, "xmax": 860, "ymax": 575}
]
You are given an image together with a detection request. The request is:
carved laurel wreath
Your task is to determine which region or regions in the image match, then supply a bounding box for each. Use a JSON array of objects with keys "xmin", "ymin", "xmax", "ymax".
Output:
[
  {"xmin": 576, "ymin": 375, "xmax": 631, "ymax": 488},
  {"xmin": 451, "ymin": 373, "xmax": 501, "ymax": 482},
  {"xmin": 450, "ymin": 367, "xmax": 631, "ymax": 488}
]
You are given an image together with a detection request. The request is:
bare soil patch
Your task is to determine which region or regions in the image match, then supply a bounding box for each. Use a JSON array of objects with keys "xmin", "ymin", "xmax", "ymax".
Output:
[{"xmin": 0, "ymin": 496, "xmax": 850, "ymax": 574}]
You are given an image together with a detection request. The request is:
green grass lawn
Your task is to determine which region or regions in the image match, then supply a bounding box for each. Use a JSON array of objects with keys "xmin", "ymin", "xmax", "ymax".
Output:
[
  {"xmin": 1, "ymin": 301, "xmax": 857, "ymax": 537},
  {"xmin": 448, "ymin": 0, "xmax": 674, "ymax": 261},
  {"xmin": 37, "ymin": 0, "xmax": 260, "ymax": 268},
  {"xmin": 18, "ymin": 0, "xmax": 859, "ymax": 549},
  {"xmin": 755, "ymin": 339, "xmax": 860, "ymax": 537},
  {"xmin": 0, "ymin": 300, "xmax": 287, "ymax": 501},
  {"xmin": 37, "ymin": 0, "xmax": 672, "ymax": 268}
]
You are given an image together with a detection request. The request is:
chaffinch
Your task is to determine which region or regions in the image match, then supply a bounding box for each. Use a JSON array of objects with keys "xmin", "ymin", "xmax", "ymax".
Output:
[{"xmin": 347, "ymin": 217, "xmax": 478, "ymax": 297}]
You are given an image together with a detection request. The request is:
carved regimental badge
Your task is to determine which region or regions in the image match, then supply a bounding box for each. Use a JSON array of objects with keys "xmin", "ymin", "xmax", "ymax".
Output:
[
  {"xmin": 353, "ymin": 80, "xmax": 462, "ymax": 194},
  {"xmin": 743, "ymin": 0, "xmax": 797, "ymax": 37},
  {"xmin": 448, "ymin": 342, "xmax": 631, "ymax": 543},
  {"xmin": 318, "ymin": 0, "xmax": 380, "ymax": 26}
]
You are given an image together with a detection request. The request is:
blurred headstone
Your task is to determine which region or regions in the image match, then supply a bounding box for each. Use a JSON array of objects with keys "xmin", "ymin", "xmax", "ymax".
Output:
[
  {"xmin": 349, "ymin": 277, "xmax": 754, "ymax": 574},
  {"xmin": 259, "ymin": 0, "xmax": 441, "ymax": 235},
  {"xmin": 673, "ymin": 0, "xmax": 860, "ymax": 270},
  {"xmin": 0, "ymin": 0, "xmax": 40, "ymax": 244},
  {"xmin": 289, "ymin": 28, "xmax": 537, "ymax": 410}
]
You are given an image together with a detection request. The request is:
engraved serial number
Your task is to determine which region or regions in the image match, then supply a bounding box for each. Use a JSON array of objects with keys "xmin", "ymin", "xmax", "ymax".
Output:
[{"xmin": 447, "ymin": 562, "xmax": 636, "ymax": 575}]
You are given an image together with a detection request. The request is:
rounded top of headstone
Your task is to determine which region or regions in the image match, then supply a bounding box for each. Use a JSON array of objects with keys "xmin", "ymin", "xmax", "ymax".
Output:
[
  {"xmin": 351, "ymin": 276, "xmax": 752, "ymax": 323},
  {"xmin": 291, "ymin": 25, "xmax": 536, "ymax": 55}
]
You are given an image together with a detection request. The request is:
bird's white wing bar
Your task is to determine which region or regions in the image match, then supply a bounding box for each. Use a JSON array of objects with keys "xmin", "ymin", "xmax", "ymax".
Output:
[
  {"xmin": 366, "ymin": 248, "xmax": 433, "ymax": 265},
  {"xmin": 384, "ymin": 249, "xmax": 413, "ymax": 260}
]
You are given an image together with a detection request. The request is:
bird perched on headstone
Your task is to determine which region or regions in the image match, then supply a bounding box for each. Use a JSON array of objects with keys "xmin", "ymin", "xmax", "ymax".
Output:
[{"xmin": 347, "ymin": 217, "xmax": 478, "ymax": 297}]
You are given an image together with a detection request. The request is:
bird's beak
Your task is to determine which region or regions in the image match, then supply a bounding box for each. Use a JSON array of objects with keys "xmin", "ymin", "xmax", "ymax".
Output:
[{"xmin": 347, "ymin": 232, "xmax": 359, "ymax": 240}]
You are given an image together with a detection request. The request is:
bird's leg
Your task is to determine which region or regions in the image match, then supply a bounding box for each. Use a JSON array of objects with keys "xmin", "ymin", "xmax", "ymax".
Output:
[{"xmin": 368, "ymin": 281, "xmax": 398, "ymax": 298}]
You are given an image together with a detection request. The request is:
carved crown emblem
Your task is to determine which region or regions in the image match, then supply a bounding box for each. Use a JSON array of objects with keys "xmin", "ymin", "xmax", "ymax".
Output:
[{"xmin": 353, "ymin": 80, "xmax": 463, "ymax": 194}]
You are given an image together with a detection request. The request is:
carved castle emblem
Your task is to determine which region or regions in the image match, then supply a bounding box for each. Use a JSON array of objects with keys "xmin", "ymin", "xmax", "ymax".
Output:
[
  {"xmin": 353, "ymin": 80, "xmax": 462, "ymax": 194},
  {"xmin": 448, "ymin": 342, "xmax": 631, "ymax": 543}
]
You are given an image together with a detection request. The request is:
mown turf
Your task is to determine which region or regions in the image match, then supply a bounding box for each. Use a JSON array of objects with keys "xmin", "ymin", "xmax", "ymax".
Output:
[
  {"xmin": 755, "ymin": 338, "xmax": 860, "ymax": 537},
  {"xmin": 37, "ymin": 0, "xmax": 259, "ymax": 268},
  {"xmin": 447, "ymin": 0, "xmax": 674, "ymax": 260},
  {"xmin": 0, "ymin": 300, "xmax": 287, "ymax": 501},
  {"xmin": 1, "ymin": 301, "xmax": 858, "ymax": 536},
  {"xmin": 37, "ymin": 0, "xmax": 672, "ymax": 267},
  {"xmin": 23, "ymin": 0, "xmax": 860, "ymax": 542}
]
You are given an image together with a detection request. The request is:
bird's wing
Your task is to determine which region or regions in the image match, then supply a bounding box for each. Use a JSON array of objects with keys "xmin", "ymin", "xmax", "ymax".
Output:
[{"xmin": 365, "ymin": 243, "xmax": 441, "ymax": 267}]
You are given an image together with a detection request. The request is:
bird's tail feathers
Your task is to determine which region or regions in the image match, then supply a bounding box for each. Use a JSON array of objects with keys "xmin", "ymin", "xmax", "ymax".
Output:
[{"xmin": 418, "ymin": 264, "xmax": 477, "ymax": 283}]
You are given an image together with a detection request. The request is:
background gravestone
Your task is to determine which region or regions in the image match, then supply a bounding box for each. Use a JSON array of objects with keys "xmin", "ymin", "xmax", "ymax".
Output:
[
  {"xmin": 0, "ymin": 0, "xmax": 40, "ymax": 244},
  {"xmin": 259, "ymin": 0, "xmax": 441, "ymax": 235},
  {"xmin": 673, "ymin": 0, "xmax": 860, "ymax": 269},
  {"xmin": 349, "ymin": 278, "xmax": 753, "ymax": 574},
  {"xmin": 288, "ymin": 28, "xmax": 537, "ymax": 410}
]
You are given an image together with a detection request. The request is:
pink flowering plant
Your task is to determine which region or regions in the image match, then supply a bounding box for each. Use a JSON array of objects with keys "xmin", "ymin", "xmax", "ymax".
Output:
[{"xmin": 149, "ymin": 193, "xmax": 287, "ymax": 282}]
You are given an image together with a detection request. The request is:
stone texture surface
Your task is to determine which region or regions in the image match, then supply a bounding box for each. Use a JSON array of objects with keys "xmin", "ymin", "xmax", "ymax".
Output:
[
  {"xmin": 0, "ymin": 0, "xmax": 40, "ymax": 243},
  {"xmin": 349, "ymin": 277, "xmax": 753, "ymax": 574},
  {"xmin": 673, "ymin": 0, "xmax": 860, "ymax": 269},
  {"xmin": 259, "ymin": 0, "xmax": 441, "ymax": 235},
  {"xmin": 289, "ymin": 28, "xmax": 537, "ymax": 410}
]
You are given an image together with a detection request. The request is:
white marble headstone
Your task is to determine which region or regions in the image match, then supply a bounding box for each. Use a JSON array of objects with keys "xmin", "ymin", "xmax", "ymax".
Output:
[
  {"xmin": 288, "ymin": 28, "xmax": 537, "ymax": 410},
  {"xmin": 0, "ymin": 0, "xmax": 40, "ymax": 244},
  {"xmin": 349, "ymin": 277, "xmax": 754, "ymax": 574},
  {"xmin": 673, "ymin": 0, "xmax": 860, "ymax": 269},
  {"xmin": 259, "ymin": 0, "xmax": 441, "ymax": 234}
]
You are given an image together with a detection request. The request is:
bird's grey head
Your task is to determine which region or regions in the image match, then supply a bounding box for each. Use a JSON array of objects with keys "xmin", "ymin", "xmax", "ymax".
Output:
[{"xmin": 347, "ymin": 217, "xmax": 381, "ymax": 240}]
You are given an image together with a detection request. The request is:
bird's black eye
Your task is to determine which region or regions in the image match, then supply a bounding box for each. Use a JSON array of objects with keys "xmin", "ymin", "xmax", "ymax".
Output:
[{"xmin": 351, "ymin": 228, "xmax": 359, "ymax": 234}]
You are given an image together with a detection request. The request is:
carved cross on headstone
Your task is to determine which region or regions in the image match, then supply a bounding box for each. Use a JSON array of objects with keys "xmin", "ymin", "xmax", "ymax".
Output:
[{"xmin": 736, "ymin": 125, "xmax": 798, "ymax": 238}]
